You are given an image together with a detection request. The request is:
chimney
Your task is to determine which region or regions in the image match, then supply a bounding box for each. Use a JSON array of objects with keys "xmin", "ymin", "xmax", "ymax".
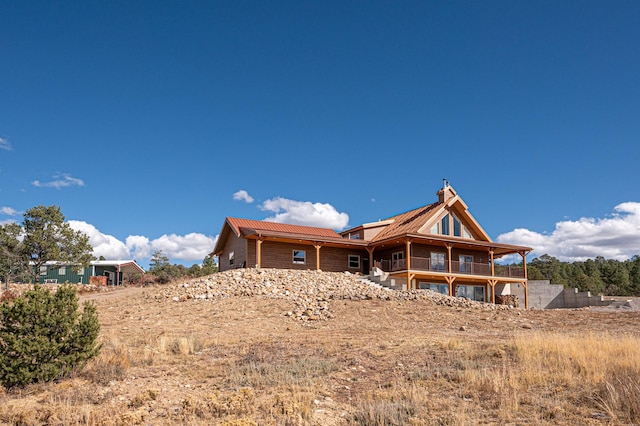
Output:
[{"xmin": 437, "ymin": 179, "xmax": 456, "ymax": 203}]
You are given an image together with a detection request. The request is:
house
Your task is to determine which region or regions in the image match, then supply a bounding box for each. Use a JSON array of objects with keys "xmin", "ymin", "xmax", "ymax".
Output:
[
  {"xmin": 36, "ymin": 260, "xmax": 146, "ymax": 286},
  {"xmin": 212, "ymin": 181, "xmax": 533, "ymax": 308}
]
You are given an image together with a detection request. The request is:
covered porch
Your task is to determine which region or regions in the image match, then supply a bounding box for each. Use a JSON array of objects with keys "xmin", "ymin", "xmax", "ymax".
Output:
[{"xmin": 368, "ymin": 235, "xmax": 531, "ymax": 308}]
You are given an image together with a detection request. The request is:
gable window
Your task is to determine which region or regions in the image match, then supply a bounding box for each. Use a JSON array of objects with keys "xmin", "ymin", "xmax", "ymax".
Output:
[
  {"xmin": 453, "ymin": 216, "xmax": 461, "ymax": 237},
  {"xmin": 348, "ymin": 255, "xmax": 360, "ymax": 269},
  {"xmin": 228, "ymin": 251, "xmax": 235, "ymax": 266},
  {"xmin": 441, "ymin": 214, "xmax": 450, "ymax": 235},
  {"xmin": 431, "ymin": 252, "xmax": 446, "ymax": 271},
  {"xmin": 293, "ymin": 250, "xmax": 306, "ymax": 264}
]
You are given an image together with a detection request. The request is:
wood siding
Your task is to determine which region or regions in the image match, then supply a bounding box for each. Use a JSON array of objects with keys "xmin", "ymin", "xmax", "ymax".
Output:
[
  {"xmin": 218, "ymin": 234, "xmax": 248, "ymax": 271},
  {"xmin": 254, "ymin": 241, "xmax": 368, "ymax": 273}
]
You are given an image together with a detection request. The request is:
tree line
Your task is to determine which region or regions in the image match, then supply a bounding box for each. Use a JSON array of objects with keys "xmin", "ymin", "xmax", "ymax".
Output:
[{"xmin": 526, "ymin": 254, "xmax": 640, "ymax": 296}]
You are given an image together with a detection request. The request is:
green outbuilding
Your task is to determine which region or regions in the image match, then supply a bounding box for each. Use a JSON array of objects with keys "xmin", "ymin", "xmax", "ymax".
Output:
[{"xmin": 36, "ymin": 260, "xmax": 145, "ymax": 285}]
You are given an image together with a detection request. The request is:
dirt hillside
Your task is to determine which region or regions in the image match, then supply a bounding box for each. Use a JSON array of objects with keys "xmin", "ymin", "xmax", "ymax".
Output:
[{"xmin": 1, "ymin": 269, "xmax": 639, "ymax": 425}]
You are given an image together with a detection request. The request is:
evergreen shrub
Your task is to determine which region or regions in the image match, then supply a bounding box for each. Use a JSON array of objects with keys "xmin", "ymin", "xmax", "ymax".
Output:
[{"xmin": 0, "ymin": 285, "xmax": 101, "ymax": 389}]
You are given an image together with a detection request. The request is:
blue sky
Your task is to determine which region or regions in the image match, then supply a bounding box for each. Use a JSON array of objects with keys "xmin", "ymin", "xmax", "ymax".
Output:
[{"xmin": 2, "ymin": 1, "xmax": 640, "ymax": 268}]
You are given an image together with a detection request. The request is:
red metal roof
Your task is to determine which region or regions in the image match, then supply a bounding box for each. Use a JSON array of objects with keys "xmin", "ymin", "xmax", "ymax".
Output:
[
  {"xmin": 226, "ymin": 217, "xmax": 342, "ymax": 239},
  {"xmin": 371, "ymin": 202, "xmax": 441, "ymax": 242}
]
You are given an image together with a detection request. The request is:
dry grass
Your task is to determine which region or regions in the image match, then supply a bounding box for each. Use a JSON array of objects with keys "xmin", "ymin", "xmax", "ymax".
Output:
[{"xmin": 1, "ymin": 285, "xmax": 640, "ymax": 425}]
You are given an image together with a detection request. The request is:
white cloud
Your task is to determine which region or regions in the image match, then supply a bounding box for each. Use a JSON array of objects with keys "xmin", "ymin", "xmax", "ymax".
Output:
[
  {"xmin": 125, "ymin": 235, "xmax": 152, "ymax": 260},
  {"xmin": 497, "ymin": 202, "xmax": 640, "ymax": 262},
  {"xmin": 68, "ymin": 220, "xmax": 130, "ymax": 259},
  {"xmin": 32, "ymin": 173, "xmax": 85, "ymax": 189},
  {"xmin": 1, "ymin": 206, "xmax": 19, "ymax": 216},
  {"xmin": 260, "ymin": 197, "xmax": 349, "ymax": 230},
  {"xmin": 150, "ymin": 233, "xmax": 218, "ymax": 261},
  {"xmin": 0, "ymin": 137, "xmax": 11, "ymax": 151},
  {"xmin": 67, "ymin": 221, "xmax": 218, "ymax": 266},
  {"xmin": 233, "ymin": 190, "xmax": 254, "ymax": 203}
]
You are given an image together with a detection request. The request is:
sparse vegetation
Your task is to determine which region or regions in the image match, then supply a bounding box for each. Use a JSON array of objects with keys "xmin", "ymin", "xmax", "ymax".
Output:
[{"xmin": 1, "ymin": 271, "xmax": 639, "ymax": 424}]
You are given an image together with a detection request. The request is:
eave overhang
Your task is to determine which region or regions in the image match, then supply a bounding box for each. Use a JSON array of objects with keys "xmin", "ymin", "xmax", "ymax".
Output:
[{"xmin": 371, "ymin": 232, "xmax": 532, "ymax": 257}]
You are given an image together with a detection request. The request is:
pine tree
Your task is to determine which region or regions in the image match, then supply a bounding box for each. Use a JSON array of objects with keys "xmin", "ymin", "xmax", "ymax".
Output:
[{"xmin": 0, "ymin": 285, "xmax": 101, "ymax": 389}]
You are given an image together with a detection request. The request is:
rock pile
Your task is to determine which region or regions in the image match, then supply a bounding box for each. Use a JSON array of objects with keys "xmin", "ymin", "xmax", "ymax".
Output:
[{"xmin": 157, "ymin": 268, "xmax": 515, "ymax": 321}]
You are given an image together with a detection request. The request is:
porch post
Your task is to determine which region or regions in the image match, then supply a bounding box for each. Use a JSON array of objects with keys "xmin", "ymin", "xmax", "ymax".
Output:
[
  {"xmin": 489, "ymin": 249, "xmax": 495, "ymax": 276},
  {"xmin": 446, "ymin": 244, "xmax": 453, "ymax": 273},
  {"xmin": 446, "ymin": 276, "xmax": 456, "ymax": 297},
  {"xmin": 489, "ymin": 279, "xmax": 497, "ymax": 304},
  {"xmin": 406, "ymin": 239, "xmax": 412, "ymax": 289},
  {"xmin": 521, "ymin": 251, "xmax": 529, "ymax": 309},
  {"xmin": 256, "ymin": 238, "xmax": 263, "ymax": 269},
  {"xmin": 314, "ymin": 243, "xmax": 323, "ymax": 271},
  {"xmin": 366, "ymin": 247, "xmax": 375, "ymax": 274}
]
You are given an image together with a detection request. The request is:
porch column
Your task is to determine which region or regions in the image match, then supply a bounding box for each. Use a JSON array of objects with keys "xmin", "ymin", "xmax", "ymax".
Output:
[
  {"xmin": 256, "ymin": 238, "xmax": 263, "ymax": 269},
  {"xmin": 406, "ymin": 239, "xmax": 412, "ymax": 289},
  {"xmin": 314, "ymin": 242, "xmax": 323, "ymax": 271},
  {"xmin": 366, "ymin": 247, "xmax": 375, "ymax": 273},
  {"xmin": 446, "ymin": 244, "xmax": 453, "ymax": 273},
  {"xmin": 489, "ymin": 249, "xmax": 495, "ymax": 276},
  {"xmin": 488, "ymin": 279, "xmax": 497, "ymax": 304},
  {"xmin": 445, "ymin": 276, "xmax": 456, "ymax": 297},
  {"xmin": 520, "ymin": 251, "xmax": 529, "ymax": 309}
]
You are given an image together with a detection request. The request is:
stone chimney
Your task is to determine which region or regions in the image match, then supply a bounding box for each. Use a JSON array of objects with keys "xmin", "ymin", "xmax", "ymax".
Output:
[{"xmin": 437, "ymin": 179, "xmax": 457, "ymax": 203}]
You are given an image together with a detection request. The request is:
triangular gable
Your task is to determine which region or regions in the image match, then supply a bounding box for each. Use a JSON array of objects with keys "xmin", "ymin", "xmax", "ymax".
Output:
[{"xmin": 419, "ymin": 195, "xmax": 492, "ymax": 242}]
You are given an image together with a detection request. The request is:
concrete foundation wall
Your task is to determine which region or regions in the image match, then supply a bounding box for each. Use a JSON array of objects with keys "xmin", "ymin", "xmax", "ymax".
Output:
[
  {"xmin": 519, "ymin": 280, "xmax": 614, "ymax": 309},
  {"xmin": 563, "ymin": 287, "xmax": 612, "ymax": 309},
  {"xmin": 527, "ymin": 280, "xmax": 565, "ymax": 309}
]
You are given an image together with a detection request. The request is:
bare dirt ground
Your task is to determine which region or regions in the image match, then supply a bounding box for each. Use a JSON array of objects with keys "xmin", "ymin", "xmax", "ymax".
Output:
[{"xmin": 1, "ymin": 277, "xmax": 640, "ymax": 425}]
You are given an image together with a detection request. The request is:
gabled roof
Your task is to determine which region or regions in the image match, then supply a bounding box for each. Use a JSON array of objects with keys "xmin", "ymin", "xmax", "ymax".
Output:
[
  {"xmin": 212, "ymin": 217, "xmax": 348, "ymax": 256},
  {"xmin": 226, "ymin": 217, "xmax": 341, "ymax": 238},
  {"xmin": 370, "ymin": 202, "xmax": 440, "ymax": 242}
]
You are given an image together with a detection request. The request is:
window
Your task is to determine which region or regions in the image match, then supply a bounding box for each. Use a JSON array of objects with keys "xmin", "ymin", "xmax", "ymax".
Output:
[
  {"xmin": 293, "ymin": 250, "xmax": 306, "ymax": 264},
  {"xmin": 348, "ymin": 255, "xmax": 360, "ymax": 269},
  {"xmin": 349, "ymin": 234, "xmax": 361, "ymax": 240},
  {"xmin": 456, "ymin": 285, "xmax": 485, "ymax": 302},
  {"xmin": 459, "ymin": 255, "xmax": 473, "ymax": 273},
  {"xmin": 391, "ymin": 251, "xmax": 405, "ymax": 270},
  {"xmin": 228, "ymin": 251, "xmax": 234, "ymax": 265},
  {"xmin": 441, "ymin": 214, "xmax": 450, "ymax": 235},
  {"xmin": 463, "ymin": 228, "xmax": 472, "ymax": 239},
  {"xmin": 59, "ymin": 266, "xmax": 66, "ymax": 275},
  {"xmin": 431, "ymin": 252, "xmax": 446, "ymax": 271},
  {"xmin": 419, "ymin": 282, "xmax": 449, "ymax": 295},
  {"xmin": 40, "ymin": 266, "xmax": 47, "ymax": 275},
  {"xmin": 453, "ymin": 216, "xmax": 461, "ymax": 237},
  {"xmin": 78, "ymin": 267, "xmax": 84, "ymax": 275}
]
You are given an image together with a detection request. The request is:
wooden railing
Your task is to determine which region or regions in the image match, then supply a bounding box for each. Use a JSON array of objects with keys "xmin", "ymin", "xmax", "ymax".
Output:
[{"xmin": 375, "ymin": 257, "xmax": 525, "ymax": 279}]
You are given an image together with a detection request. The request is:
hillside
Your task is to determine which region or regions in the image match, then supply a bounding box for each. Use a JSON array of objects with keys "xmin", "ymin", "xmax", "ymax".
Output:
[{"xmin": 1, "ymin": 269, "xmax": 639, "ymax": 425}]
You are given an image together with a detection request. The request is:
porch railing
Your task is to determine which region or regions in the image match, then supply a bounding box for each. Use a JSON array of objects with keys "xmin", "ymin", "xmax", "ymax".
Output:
[{"xmin": 375, "ymin": 257, "xmax": 525, "ymax": 279}]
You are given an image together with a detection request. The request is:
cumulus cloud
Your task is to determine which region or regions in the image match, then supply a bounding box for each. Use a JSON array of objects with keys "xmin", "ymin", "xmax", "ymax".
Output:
[
  {"xmin": 497, "ymin": 202, "xmax": 640, "ymax": 262},
  {"xmin": 150, "ymin": 233, "xmax": 218, "ymax": 261},
  {"xmin": 33, "ymin": 173, "xmax": 85, "ymax": 189},
  {"xmin": 260, "ymin": 197, "xmax": 349, "ymax": 230},
  {"xmin": 1, "ymin": 207, "xmax": 19, "ymax": 216},
  {"xmin": 125, "ymin": 235, "xmax": 152, "ymax": 260},
  {"xmin": 233, "ymin": 190, "xmax": 254, "ymax": 203},
  {"xmin": 68, "ymin": 220, "xmax": 217, "ymax": 266},
  {"xmin": 68, "ymin": 220, "xmax": 130, "ymax": 259},
  {"xmin": 0, "ymin": 137, "xmax": 11, "ymax": 151}
]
